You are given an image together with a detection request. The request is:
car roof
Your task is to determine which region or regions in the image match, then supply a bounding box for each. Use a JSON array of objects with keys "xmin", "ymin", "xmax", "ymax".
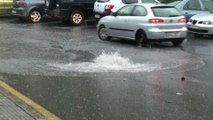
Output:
[{"xmin": 131, "ymin": 3, "xmax": 173, "ymax": 8}]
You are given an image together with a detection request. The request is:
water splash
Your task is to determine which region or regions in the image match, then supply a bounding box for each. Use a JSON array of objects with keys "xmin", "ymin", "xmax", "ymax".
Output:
[{"xmin": 48, "ymin": 52, "xmax": 161, "ymax": 72}]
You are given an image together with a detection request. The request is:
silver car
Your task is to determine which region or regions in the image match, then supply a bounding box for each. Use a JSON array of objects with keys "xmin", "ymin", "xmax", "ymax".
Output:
[
  {"xmin": 187, "ymin": 12, "xmax": 213, "ymax": 36},
  {"xmin": 97, "ymin": 3, "xmax": 188, "ymax": 47},
  {"xmin": 168, "ymin": 0, "xmax": 213, "ymax": 21}
]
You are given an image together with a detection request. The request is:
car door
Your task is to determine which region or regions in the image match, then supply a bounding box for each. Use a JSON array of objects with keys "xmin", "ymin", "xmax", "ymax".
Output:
[
  {"xmin": 127, "ymin": 5, "xmax": 148, "ymax": 39},
  {"xmin": 108, "ymin": 5, "xmax": 135, "ymax": 38}
]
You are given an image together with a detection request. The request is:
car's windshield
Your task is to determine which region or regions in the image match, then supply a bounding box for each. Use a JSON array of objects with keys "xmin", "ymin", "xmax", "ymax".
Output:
[
  {"xmin": 152, "ymin": 6, "xmax": 182, "ymax": 17},
  {"xmin": 202, "ymin": 0, "xmax": 213, "ymax": 11}
]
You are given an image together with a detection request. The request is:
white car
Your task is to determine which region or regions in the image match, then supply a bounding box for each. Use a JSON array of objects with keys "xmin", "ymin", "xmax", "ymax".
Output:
[
  {"xmin": 93, "ymin": 0, "xmax": 160, "ymax": 19},
  {"xmin": 187, "ymin": 12, "xmax": 213, "ymax": 36},
  {"xmin": 97, "ymin": 3, "xmax": 188, "ymax": 47}
]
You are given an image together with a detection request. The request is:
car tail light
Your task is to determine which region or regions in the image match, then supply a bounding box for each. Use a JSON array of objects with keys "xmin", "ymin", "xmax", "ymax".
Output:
[
  {"xmin": 149, "ymin": 18, "xmax": 164, "ymax": 23},
  {"xmin": 105, "ymin": 4, "xmax": 114, "ymax": 11},
  {"xmin": 17, "ymin": 1, "xmax": 27, "ymax": 6},
  {"xmin": 179, "ymin": 18, "xmax": 186, "ymax": 22}
]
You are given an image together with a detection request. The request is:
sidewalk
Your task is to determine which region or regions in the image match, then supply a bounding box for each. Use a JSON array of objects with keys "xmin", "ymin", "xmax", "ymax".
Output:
[{"xmin": 0, "ymin": 86, "xmax": 47, "ymax": 120}]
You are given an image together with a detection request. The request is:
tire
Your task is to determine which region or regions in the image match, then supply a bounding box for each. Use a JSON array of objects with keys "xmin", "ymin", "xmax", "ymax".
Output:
[
  {"xmin": 98, "ymin": 25, "xmax": 110, "ymax": 40},
  {"xmin": 28, "ymin": 10, "xmax": 42, "ymax": 23},
  {"xmin": 136, "ymin": 30, "xmax": 148, "ymax": 47},
  {"xmin": 69, "ymin": 10, "xmax": 84, "ymax": 26},
  {"xmin": 172, "ymin": 39, "xmax": 184, "ymax": 46},
  {"xmin": 46, "ymin": 0, "xmax": 56, "ymax": 10}
]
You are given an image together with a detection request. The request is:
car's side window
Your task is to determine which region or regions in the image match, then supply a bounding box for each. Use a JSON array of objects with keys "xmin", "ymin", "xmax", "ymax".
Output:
[
  {"xmin": 183, "ymin": 0, "xmax": 201, "ymax": 10},
  {"xmin": 117, "ymin": 5, "xmax": 134, "ymax": 16},
  {"xmin": 132, "ymin": 6, "xmax": 147, "ymax": 16},
  {"xmin": 122, "ymin": 0, "xmax": 138, "ymax": 4},
  {"xmin": 202, "ymin": 0, "xmax": 213, "ymax": 11}
]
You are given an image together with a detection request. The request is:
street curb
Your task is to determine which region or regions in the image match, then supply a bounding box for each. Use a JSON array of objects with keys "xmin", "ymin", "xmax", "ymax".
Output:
[{"xmin": 0, "ymin": 80, "xmax": 61, "ymax": 120}]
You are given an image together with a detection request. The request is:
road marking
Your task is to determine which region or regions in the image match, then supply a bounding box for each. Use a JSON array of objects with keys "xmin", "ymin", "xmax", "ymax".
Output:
[{"xmin": 0, "ymin": 80, "xmax": 61, "ymax": 120}]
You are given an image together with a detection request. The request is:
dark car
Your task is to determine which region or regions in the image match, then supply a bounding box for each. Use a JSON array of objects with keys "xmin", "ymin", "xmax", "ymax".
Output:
[
  {"xmin": 45, "ymin": 0, "xmax": 96, "ymax": 26},
  {"xmin": 11, "ymin": 0, "xmax": 46, "ymax": 23}
]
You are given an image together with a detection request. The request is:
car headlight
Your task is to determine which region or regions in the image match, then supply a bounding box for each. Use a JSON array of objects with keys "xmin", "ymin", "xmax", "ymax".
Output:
[{"xmin": 203, "ymin": 20, "xmax": 213, "ymax": 25}]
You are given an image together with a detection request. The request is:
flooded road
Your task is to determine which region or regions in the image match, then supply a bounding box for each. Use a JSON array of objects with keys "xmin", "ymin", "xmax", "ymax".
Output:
[{"xmin": 0, "ymin": 17, "xmax": 213, "ymax": 120}]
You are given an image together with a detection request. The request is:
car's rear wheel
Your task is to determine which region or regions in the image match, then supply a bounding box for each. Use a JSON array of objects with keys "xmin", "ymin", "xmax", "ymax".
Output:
[
  {"xmin": 69, "ymin": 10, "xmax": 84, "ymax": 26},
  {"xmin": 172, "ymin": 39, "xmax": 184, "ymax": 46},
  {"xmin": 136, "ymin": 30, "xmax": 148, "ymax": 47},
  {"xmin": 28, "ymin": 10, "xmax": 42, "ymax": 23},
  {"xmin": 98, "ymin": 25, "xmax": 110, "ymax": 40}
]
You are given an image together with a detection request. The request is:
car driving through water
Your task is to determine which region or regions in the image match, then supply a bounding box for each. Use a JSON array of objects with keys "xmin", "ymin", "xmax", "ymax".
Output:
[{"xmin": 97, "ymin": 3, "xmax": 188, "ymax": 47}]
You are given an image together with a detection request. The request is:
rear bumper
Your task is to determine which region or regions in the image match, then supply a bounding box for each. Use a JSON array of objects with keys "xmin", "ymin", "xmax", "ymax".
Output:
[
  {"xmin": 11, "ymin": 8, "xmax": 27, "ymax": 17},
  {"xmin": 146, "ymin": 27, "xmax": 188, "ymax": 40},
  {"xmin": 93, "ymin": 11, "xmax": 111, "ymax": 19}
]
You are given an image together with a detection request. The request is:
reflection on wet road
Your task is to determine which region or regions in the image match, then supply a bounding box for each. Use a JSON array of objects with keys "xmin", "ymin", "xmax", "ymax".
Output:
[{"xmin": 0, "ymin": 18, "xmax": 213, "ymax": 120}]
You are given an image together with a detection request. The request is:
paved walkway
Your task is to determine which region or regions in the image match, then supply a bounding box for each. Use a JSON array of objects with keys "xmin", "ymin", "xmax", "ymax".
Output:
[
  {"xmin": 0, "ymin": 86, "xmax": 47, "ymax": 120},
  {"xmin": 0, "ymin": 79, "xmax": 60, "ymax": 120}
]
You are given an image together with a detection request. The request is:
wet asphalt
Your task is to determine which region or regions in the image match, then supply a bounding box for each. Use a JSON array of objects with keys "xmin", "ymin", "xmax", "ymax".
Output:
[{"xmin": 0, "ymin": 16, "xmax": 213, "ymax": 120}]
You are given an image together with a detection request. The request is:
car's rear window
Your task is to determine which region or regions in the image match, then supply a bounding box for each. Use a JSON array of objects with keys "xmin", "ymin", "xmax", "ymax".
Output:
[
  {"xmin": 152, "ymin": 6, "xmax": 182, "ymax": 17},
  {"xmin": 97, "ymin": 0, "xmax": 110, "ymax": 3}
]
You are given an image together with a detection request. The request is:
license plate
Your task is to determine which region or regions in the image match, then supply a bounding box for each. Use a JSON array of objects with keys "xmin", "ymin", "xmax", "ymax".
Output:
[
  {"xmin": 166, "ymin": 32, "xmax": 179, "ymax": 38},
  {"xmin": 11, "ymin": 10, "xmax": 16, "ymax": 14},
  {"xmin": 94, "ymin": 14, "xmax": 100, "ymax": 18},
  {"xmin": 190, "ymin": 25, "xmax": 198, "ymax": 29}
]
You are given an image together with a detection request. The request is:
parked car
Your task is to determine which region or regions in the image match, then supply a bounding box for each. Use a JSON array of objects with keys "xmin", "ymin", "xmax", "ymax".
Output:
[
  {"xmin": 0, "ymin": 0, "xmax": 12, "ymax": 14},
  {"xmin": 11, "ymin": 0, "xmax": 46, "ymax": 23},
  {"xmin": 97, "ymin": 3, "xmax": 187, "ymax": 47},
  {"xmin": 45, "ymin": 0, "xmax": 96, "ymax": 26},
  {"xmin": 93, "ymin": 0, "xmax": 160, "ymax": 19},
  {"xmin": 187, "ymin": 12, "xmax": 213, "ymax": 37},
  {"xmin": 168, "ymin": 0, "xmax": 213, "ymax": 21}
]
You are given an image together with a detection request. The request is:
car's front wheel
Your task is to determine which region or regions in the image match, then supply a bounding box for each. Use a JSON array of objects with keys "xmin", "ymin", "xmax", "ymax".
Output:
[
  {"xmin": 28, "ymin": 10, "xmax": 42, "ymax": 23},
  {"xmin": 98, "ymin": 25, "xmax": 110, "ymax": 40},
  {"xmin": 69, "ymin": 10, "xmax": 84, "ymax": 26}
]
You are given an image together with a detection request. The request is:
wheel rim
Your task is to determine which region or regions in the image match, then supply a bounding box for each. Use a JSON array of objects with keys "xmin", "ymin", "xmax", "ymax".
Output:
[
  {"xmin": 30, "ymin": 11, "xmax": 41, "ymax": 23},
  {"xmin": 72, "ymin": 13, "xmax": 82, "ymax": 24},
  {"xmin": 99, "ymin": 27, "xmax": 108, "ymax": 40}
]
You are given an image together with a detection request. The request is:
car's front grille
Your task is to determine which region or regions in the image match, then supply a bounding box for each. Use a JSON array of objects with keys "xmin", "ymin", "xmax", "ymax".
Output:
[
  {"xmin": 198, "ymin": 21, "xmax": 203, "ymax": 24},
  {"xmin": 192, "ymin": 20, "xmax": 197, "ymax": 25},
  {"xmin": 188, "ymin": 28, "xmax": 208, "ymax": 33}
]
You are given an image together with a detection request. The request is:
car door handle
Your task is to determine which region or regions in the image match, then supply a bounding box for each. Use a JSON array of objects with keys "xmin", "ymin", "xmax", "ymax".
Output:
[{"xmin": 185, "ymin": 12, "xmax": 188, "ymax": 14}]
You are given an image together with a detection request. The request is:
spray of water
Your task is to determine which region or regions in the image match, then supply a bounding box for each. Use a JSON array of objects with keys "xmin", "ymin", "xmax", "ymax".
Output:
[{"xmin": 48, "ymin": 52, "xmax": 161, "ymax": 72}]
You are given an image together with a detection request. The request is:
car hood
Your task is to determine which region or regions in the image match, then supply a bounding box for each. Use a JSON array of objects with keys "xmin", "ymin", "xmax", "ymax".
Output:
[{"xmin": 191, "ymin": 13, "xmax": 213, "ymax": 21}]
